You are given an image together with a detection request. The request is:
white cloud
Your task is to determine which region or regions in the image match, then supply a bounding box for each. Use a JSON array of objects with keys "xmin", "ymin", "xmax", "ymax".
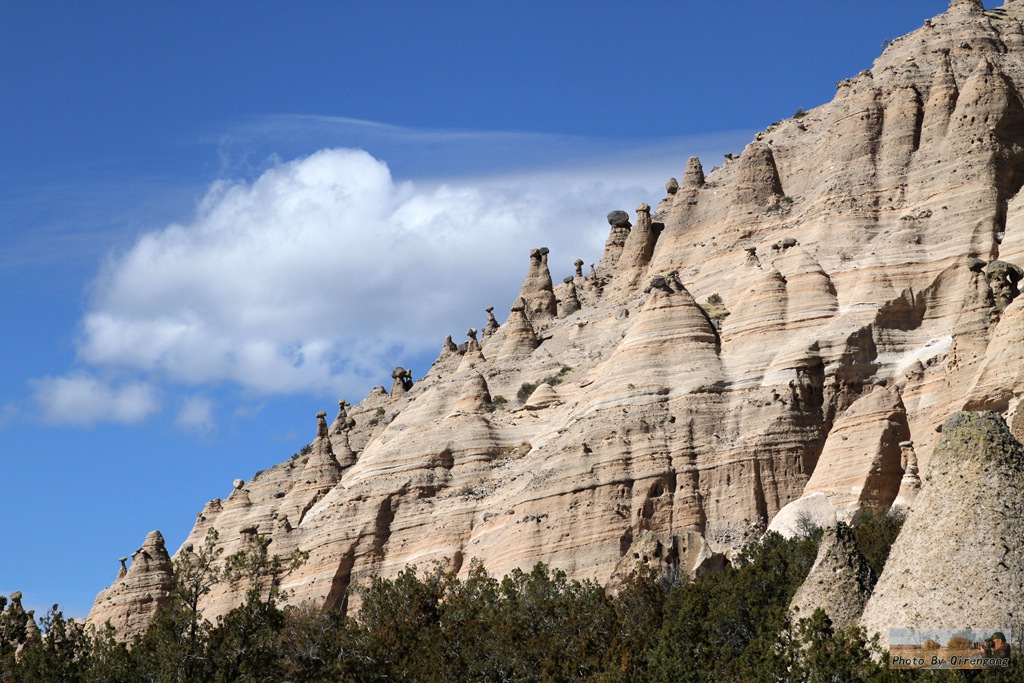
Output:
[
  {"xmin": 72, "ymin": 148, "xmax": 637, "ymax": 396},
  {"xmin": 176, "ymin": 395, "xmax": 215, "ymax": 433},
  {"xmin": 31, "ymin": 374, "xmax": 159, "ymax": 426},
  {"xmin": 50, "ymin": 128, "xmax": 745, "ymax": 413}
]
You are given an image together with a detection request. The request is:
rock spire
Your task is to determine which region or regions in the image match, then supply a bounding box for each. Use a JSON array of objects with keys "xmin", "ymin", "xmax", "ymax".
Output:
[
  {"xmin": 86, "ymin": 531, "xmax": 174, "ymax": 641},
  {"xmin": 517, "ymin": 247, "xmax": 558, "ymax": 319}
]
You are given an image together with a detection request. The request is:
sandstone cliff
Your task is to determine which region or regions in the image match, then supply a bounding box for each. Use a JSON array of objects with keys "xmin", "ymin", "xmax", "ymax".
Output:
[{"xmin": 88, "ymin": 0, "xmax": 1024, "ymax": 640}]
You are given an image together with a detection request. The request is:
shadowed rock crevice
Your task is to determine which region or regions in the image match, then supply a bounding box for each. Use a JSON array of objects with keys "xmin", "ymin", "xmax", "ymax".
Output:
[{"xmin": 323, "ymin": 549, "xmax": 356, "ymax": 612}]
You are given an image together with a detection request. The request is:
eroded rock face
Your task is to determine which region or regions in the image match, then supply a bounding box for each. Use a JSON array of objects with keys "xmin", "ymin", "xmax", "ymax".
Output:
[
  {"xmin": 90, "ymin": 2, "xmax": 1024, "ymax": 633},
  {"xmin": 860, "ymin": 412, "xmax": 1024, "ymax": 644},
  {"xmin": 86, "ymin": 531, "xmax": 173, "ymax": 640}
]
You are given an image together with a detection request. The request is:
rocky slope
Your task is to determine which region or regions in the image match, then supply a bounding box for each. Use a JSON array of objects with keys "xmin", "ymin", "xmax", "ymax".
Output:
[{"xmin": 89, "ymin": 0, "xmax": 1024, "ymax": 641}]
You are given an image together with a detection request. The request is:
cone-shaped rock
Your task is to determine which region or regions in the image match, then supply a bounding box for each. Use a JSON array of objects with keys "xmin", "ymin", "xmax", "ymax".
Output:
[
  {"xmin": 439, "ymin": 334, "xmax": 459, "ymax": 360},
  {"xmin": 682, "ymin": 156, "xmax": 705, "ymax": 187},
  {"xmin": 790, "ymin": 522, "xmax": 874, "ymax": 628},
  {"xmin": 331, "ymin": 429, "xmax": 357, "ymax": 468},
  {"xmin": 482, "ymin": 307, "xmax": 500, "ymax": 337},
  {"xmin": 890, "ymin": 441, "xmax": 921, "ymax": 514},
  {"xmin": 560, "ymin": 277, "xmax": 581, "ymax": 317},
  {"xmin": 613, "ymin": 203, "xmax": 658, "ymax": 291},
  {"xmin": 330, "ymin": 400, "xmax": 354, "ymax": 434},
  {"xmin": 767, "ymin": 492, "xmax": 837, "ymax": 538},
  {"xmin": 305, "ymin": 411, "xmax": 342, "ymax": 484},
  {"xmin": 86, "ymin": 530, "xmax": 174, "ymax": 641},
  {"xmin": 525, "ymin": 382, "xmax": 560, "ymax": 410},
  {"xmin": 457, "ymin": 328, "xmax": 486, "ymax": 371},
  {"xmin": 451, "ymin": 372, "xmax": 492, "ymax": 415},
  {"xmin": 734, "ymin": 142, "xmax": 783, "ymax": 206},
  {"xmin": 329, "ymin": 400, "xmax": 357, "ymax": 467},
  {"xmin": 860, "ymin": 412, "xmax": 1024, "ymax": 644},
  {"xmin": 497, "ymin": 297, "xmax": 539, "ymax": 359},
  {"xmin": 274, "ymin": 412, "xmax": 345, "ymax": 536},
  {"xmin": 389, "ymin": 367, "xmax": 413, "ymax": 402}
]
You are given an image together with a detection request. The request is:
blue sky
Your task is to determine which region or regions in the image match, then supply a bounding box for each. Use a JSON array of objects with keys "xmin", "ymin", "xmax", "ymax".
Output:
[{"xmin": 1, "ymin": 1, "xmax": 950, "ymax": 618}]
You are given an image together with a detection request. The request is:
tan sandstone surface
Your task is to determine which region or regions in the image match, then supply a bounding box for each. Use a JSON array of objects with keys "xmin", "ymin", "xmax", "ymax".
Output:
[{"xmin": 88, "ymin": 0, "xmax": 1024, "ymax": 641}]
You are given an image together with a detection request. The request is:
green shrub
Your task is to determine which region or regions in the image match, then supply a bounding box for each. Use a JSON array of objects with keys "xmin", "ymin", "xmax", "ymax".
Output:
[
  {"xmin": 517, "ymin": 382, "xmax": 538, "ymax": 403},
  {"xmin": 519, "ymin": 366, "xmax": 573, "ymax": 402},
  {"xmin": 851, "ymin": 506, "xmax": 905, "ymax": 580},
  {"xmin": 484, "ymin": 395, "xmax": 508, "ymax": 413},
  {"xmin": 703, "ymin": 293, "xmax": 730, "ymax": 328}
]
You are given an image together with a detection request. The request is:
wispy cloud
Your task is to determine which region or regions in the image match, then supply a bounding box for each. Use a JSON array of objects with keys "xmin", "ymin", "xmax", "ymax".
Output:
[
  {"xmin": 176, "ymin": 394, "xmax": 215, "ymax": 433},
  {"xmin": 215, "ymin": 114, "xmax": 753, "ymax": 183},
  {"xmin": 31, "ymin": 374, "xmax": 160, "ymax": 426}
]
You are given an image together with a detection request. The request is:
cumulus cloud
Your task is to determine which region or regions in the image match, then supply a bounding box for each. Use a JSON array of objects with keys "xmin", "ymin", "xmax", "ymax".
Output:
[
  {"xmin": 31, "ymin": 374, "xmax": 159, "ymax": 426},
  {"xmin": 73, "ymin": 146, "xmax": 664, "ymax": 398}
]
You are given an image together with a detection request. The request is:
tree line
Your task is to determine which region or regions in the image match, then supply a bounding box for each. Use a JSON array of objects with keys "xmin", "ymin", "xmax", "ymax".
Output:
[{"xmin": 2, "ymin": 512, "xmax": 1020, "ymax": 682}]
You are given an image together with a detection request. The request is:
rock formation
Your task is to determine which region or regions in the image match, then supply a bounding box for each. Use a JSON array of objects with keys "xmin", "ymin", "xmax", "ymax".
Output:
[
  {"xmin": 766, "ymin": 492, "xmax": 837, "ymax": 538},
  {"xmin": 87, "ymin": 1, "xmax": 1024, "ymax": 638},
  {"xmin": 801, "ymin": 385, "xmax": 910, "ymax": 522},
  {"xmin": 790, "ymin": 522, "xmax": 875, "ymax": 629},
  {"xmin": 497, "ymin": 297, "xmax": 539, "ymax": 359},
  {"xmin": 389, "ymin": 367, "xmax": 413, "ymax": 401},
  {"xmin": 518, "ymin": 248, "xmax": 557, "ymax": 319},
  {"xmin": 457, "ymin": 328, "xmax": 485, "ymax": 370},
  {"xmin": 681, "ymin": 156, "xmax": 704, "ymax": 187},
  {"xmin": 860, "ymin": 412, "xmax": 1024, "ymax": 644},
  {"xmin": 599, "ymin": 211, "xmax": 631, "ymax": 272},
  {"xmin": 86, "ymin": 531, "xmax": 173, "ymax": 638},
  {"xmin": 2, "ymin": 591, "xmax": 40, "ymax": 656},
  {"xmin": 330, "ymin": 400, "xmax": 358, "ymax": 468},
  {"xmin": 482, "ymin": 306, "xmax": 500, "ymax": 337},
  {"xmin": 439, "ymin": 334, "xmax": 458, "ymax": 360},
  {"xmin": 890, "ymin": 441, "xmax": 921, "ymax": 513},
  {"xmin": 559, "ymin": 277, "xmax": 581, "ymax": 317}
]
